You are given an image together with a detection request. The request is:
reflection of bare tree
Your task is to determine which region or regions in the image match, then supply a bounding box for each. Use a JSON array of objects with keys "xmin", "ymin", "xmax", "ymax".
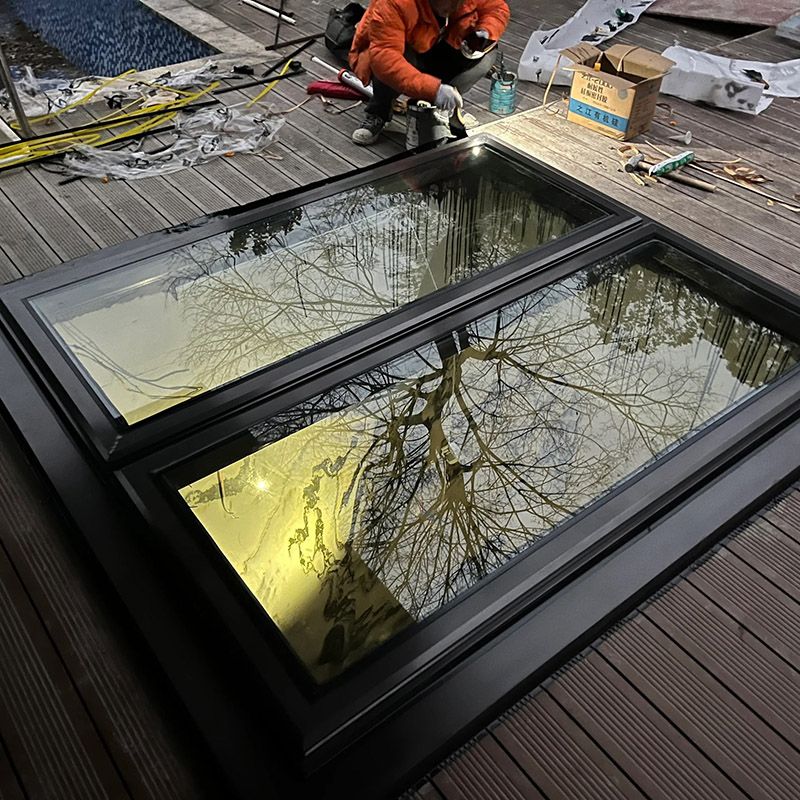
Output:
[
  {"xmin": 181, "ymin": 252, "xmax": 798, "ymax": 681},
  {"xmin": 169, "ymin": 161, "xmax": 582, "ymax": 391},
  {"xmin": 181, "ymin": 252, "xmax": 798, "ymax": 678},
  {"xmin": 49, "ymin": 153, "xmax": 600, "ymax": 424},
  {"xmin": 587, "ymin": 251, "xmax": 800, "ymax": 389},
  {"xmin": 281, "ymin": 282, "xmax": 706, "ymax": 623}
]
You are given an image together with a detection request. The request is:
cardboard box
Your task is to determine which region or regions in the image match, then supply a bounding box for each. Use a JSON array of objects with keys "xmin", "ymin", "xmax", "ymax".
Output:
[{"xmin": 561, "ymin": 44, "xmax": 675, "ymax": 140}]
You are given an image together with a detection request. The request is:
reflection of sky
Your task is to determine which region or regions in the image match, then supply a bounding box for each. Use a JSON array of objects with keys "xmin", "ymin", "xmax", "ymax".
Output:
[
  {"xmin": 184, "ymin": 253, "xmax": 799, "ymax": 679},
  {"xmin": 346, "ymin": 268, "xmax": 778, "ymax": 616},
  {"xmin": 33, "ymin": 153, "xmax": 582, "ymax": 423}
]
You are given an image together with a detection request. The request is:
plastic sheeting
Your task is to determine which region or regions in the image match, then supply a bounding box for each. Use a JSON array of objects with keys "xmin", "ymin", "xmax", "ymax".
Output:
[
  {"xmin": 518, "ymin": 0, "xmax": 658, "ymax": 85},
  {"xmin": 648, "ymin": 0, "xmax": 799, "ymax": 27},
  {"xmin": 0, "ymin": 62, "xmax": 247, "ymax": 120},
  {"xmin": 660, "ymin": 46, "xmax": 800, "ymax": 115},
  {"xmin": 62, "ymin": 107, "xmax": 284, "ymax": 180}
]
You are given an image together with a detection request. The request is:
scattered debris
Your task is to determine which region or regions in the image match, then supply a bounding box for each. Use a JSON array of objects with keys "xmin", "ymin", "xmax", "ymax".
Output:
[
  {"xmin": 668, "ymin": 130, "xmax": 693, "ymax": 145},
  {"xmin": 0, "ymin": 62, "xmax": 256, "ymax": 121},
  {"xmin": 647, "ymin": 0, "xmax": 800, "ymax": 27},
  {"xmin": 61, "ymin": 107, "xmax": 284, "ymax": 181},
  {"xmin": 721, "ymin": 164, "xmax": 770, "ymax": 185},
  {"xmin": 318, "ymin": 95, "xmax": 361, "ymax": 115},
  {"xmin": 777, "ymin": 14, "xmax": 800, "ymax": 45},
  {"xmin": 660, "ymin": 46, "xmax": 800, "ymax": 115},
  {"xmin": 646, "ymin": 140, "xmax": 800, "ymax": 211},
  {"xmin": 619, "ymin": 144, "xmax": 716, "ymax": 191},
  {"xmin": 519, "ymin": 0, "xmax": 658, "ymax": 85}
]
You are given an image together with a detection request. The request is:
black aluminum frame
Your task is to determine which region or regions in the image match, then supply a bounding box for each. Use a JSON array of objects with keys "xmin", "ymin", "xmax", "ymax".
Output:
[
  {"xmin": 1, "ymin": 137, "xmax": 799, "ymax": 800},
  {"xmin": 0, "ymin": 135, "xmax": 636, "ymax": 466}
]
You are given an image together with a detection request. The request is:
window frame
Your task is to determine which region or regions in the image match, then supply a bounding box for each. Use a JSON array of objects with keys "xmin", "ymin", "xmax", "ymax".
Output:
[
  {"xmin": 0, "ymin": 136, "xmax": 636, "ymax": 466},
  {"xmin": 1, "ymin": 137, "xmax": 799, "ymax": 798},
  {"xmin": 116, "ymin": 221, "xmax": 800, "ymax": 770}
]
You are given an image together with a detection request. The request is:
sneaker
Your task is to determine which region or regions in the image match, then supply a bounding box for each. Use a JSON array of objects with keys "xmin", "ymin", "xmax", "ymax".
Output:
[{"xmin": 352, "ymin": 114, "xmax": 386, "ymax": 145}]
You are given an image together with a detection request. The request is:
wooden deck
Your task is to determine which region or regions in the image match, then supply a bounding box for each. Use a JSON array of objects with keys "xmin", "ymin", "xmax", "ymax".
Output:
[
  {"xmin": 1, "ymin": 1, "xmax": 799, "ymax": 799},
  {"xmin": 410, "ymin": 483, "xmax": 800, "ymax": 800}
]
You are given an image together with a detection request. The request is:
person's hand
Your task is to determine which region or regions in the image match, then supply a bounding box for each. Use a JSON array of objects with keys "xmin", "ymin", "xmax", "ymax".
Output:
[
  {"xmin": 435, "ymin": 83, "xmax": 463, "ymax": 113},
  {"xmin": 462, "ymin": 29, "xmax": 495, "ymax": 58},
  {"xmin": 469, "ymin": 30, "xmax": 490, "ymax": 49}
]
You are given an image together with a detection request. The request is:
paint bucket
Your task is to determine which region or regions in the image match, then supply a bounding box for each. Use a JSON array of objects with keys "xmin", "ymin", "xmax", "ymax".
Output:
[
  {"xmin": 406, "ymin": 101, "xmax": 450, "ymax": 149},
  {"xmin": 490, "ymin": 72, "xmax": 518, "ymax": 116}
]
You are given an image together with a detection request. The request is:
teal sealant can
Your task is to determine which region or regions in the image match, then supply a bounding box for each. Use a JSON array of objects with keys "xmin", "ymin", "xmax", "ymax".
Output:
[{"xmin": 490, "ymin": 71, "xmax": 517, "ymax": 115}]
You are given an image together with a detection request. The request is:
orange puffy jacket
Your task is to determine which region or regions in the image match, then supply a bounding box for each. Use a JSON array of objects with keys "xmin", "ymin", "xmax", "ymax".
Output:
[{"xmin": 349, "ymin": 0, "xmax": 510, "ymax": 103}]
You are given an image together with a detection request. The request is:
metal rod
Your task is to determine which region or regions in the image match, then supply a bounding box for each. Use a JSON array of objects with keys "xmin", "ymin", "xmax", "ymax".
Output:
[
  {"xmin": 0, "ymin": 41, "xmax": 34, "ymax": 139},
  {"xmin": 261, "ymin": 38, "xmax": 315, "ymax": 77},
  {"xmin": 310, "ymin": 55, "xmax": 340, "ymax": 76},
  {"xmin": 264, "ymin": 32, "xmax": 323, "ymax": 52},
  {"xmin": 241, "ymin": 0, "xmax": 295, "ymax": 24},
  {"xmin": 273, "ymin": 0, "xmax": 285, "ymax": 47}
]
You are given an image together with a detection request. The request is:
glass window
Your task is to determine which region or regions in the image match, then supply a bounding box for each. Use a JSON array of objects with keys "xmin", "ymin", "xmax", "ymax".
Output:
[
  {"xmin": 30, "ymin": 147, "xmax": 605, "ymax": 424},
  {"xmin": 177, "ymin": 243, "xmax": 800, "ymax": 683}
]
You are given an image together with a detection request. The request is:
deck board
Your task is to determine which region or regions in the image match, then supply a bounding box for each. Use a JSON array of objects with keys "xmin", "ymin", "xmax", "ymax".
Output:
[
  {"xmin": 483, "ymin": 112, "xmax": 800, "ymax": 292},
  {"xmin": 545, "ymin": 651, "xmax": 748, "ymax": 800},
  {"xmin": 0, "ymin": 418, "xmax": 215, "ymax": 800},
  {"xmin": 0, "ymin": 735, "xmax": 26, "ymax": 800},
  {"xmin": 599, "ymin": 616, "xmax": 800, "ymax": 800},
  {"xmin": 1, "ymin": 2, "xmax": 800, "ymax": 799},
  {"xmin": 642, "ymin": 580, "xmax": 800, "ymax": 748},
  {"xmin": 0, "ymin": 534, "xmax": 130, "ymax": 800},
  {"xmin": 416, "ymin": 487, "xmax": 800, "ymax": 799},
  {"xmin": 491, "ymin": 691, "xmax": 647, "ymax": 800}
]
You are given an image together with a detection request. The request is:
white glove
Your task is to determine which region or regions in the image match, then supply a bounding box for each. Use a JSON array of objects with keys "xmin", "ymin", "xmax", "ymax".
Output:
[
  {"xmin": 434, "ymin": 83, "xmax": 463, "ymax": 113},
  {"xmin": 461, "ymin": 29, "xmax": 490, "ymax": 59}
]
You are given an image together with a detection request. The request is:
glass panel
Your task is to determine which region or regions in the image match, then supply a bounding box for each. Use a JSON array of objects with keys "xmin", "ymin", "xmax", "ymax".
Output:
[
  {"xmin": 178, "ymin": 243, "xmax": 800, "ymax": 683},
  {"xmin": 30, "ymin": 147, "xmax": 605, "ymax": 424}
]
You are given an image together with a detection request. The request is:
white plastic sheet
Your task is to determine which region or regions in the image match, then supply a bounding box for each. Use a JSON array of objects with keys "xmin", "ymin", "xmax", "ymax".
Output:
[
  {"xmin": 0, "ymin": 62, "xmax": 249, "ymax": 120},
  {"xmin": 62, "ymin": 107, "xmax": 284, "ymax": 180},
  {"xmin": 660, "ymin": 46, "xmax": 800, "ymax": 115},
  {"xmin": 518, "ymin": 0, "xmax": 658, "ymax": 85}
]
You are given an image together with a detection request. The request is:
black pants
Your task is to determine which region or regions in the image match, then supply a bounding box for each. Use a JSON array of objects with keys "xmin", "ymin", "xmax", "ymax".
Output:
[{"xmin": 365, "ymin": 41, "xmax": 496, "ymax": 121}]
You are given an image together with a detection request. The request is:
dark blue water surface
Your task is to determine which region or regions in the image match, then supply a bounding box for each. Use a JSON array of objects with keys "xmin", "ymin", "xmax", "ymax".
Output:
[{"xmin": 7, "ymin": 0, "xmax": 216, "ymax": 76}]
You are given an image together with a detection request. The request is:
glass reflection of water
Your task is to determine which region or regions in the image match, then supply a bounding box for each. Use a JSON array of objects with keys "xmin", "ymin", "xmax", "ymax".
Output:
[{"xmin": 181, "ymin": 245, "xmax": 800, "ymax": 682}]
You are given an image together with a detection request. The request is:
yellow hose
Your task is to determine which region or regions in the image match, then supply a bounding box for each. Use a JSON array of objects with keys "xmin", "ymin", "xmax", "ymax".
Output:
[
  {"xmin": 13, "ymin": 69, "xmax": 138, "ymax": 128},
  {"xmin": 0, "ymin": 112, "xmax": 176, "ymax": 168},
  {"xmin": 245, "ymin": 62, "xmax": 292, "ymax": 109},
  {"xmin": 0, "ymin": 81, "xmax": 219, "ymax": 169}
]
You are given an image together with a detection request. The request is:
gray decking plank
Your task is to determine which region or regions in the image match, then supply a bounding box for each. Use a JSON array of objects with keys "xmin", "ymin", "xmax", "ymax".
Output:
[
  {"xmin": 0, "ymin": 420, "xmax": 211, "ymax": 800},
  {"xmin": 431, "ymin": 734, "xmax": 546, "ymax": 800},
  {"xmin": 643, "ymin": 578, "xmax": 800, "ymax": 748},
  {"xmin": 723, "ymin": 520, "xmax": 800, "ymax": 600},
  {"xmin": 547, "ymin": 652, "xmax": 749, "ymax": 800},
  {"xmin": 0, "ymin": 167, "xmax": 103, "ymax": 263},
  {"xmin": 0, "ymin": 536, "xmax": 131, "ymax": 800},
  {"xmin": 687, "ymin": 545, "xmax": 800, "ymax": 666},
  {"xmin": 28, "ymin": 166, "xmax": 137, "ymax": 248},
  {"xmin": 761, "ymin": 490, "xmax": 800, "ymax": 545},
  {"xmin": 0, "ymin": 734, "xmax": 26, "ymax": 800},
  {"xmin": 597, "ymin": 615, "xmax": 800, "ymax": 800},
  {"xmin": 0, "ymin": 181, "xmax": 64, "ymax": 277},
  {"xmin": 492, "ymin": 690, "xmax": 647, "ymax": 800}
]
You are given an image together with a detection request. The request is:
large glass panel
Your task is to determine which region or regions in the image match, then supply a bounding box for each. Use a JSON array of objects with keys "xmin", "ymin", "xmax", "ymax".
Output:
[
  {"xmin": 177, "ymin": 243, "xmax": 800, "ymax": 683},
  {"xmin": 30, "ymin": 147, "xmax": 605, "ymax": 424}
]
